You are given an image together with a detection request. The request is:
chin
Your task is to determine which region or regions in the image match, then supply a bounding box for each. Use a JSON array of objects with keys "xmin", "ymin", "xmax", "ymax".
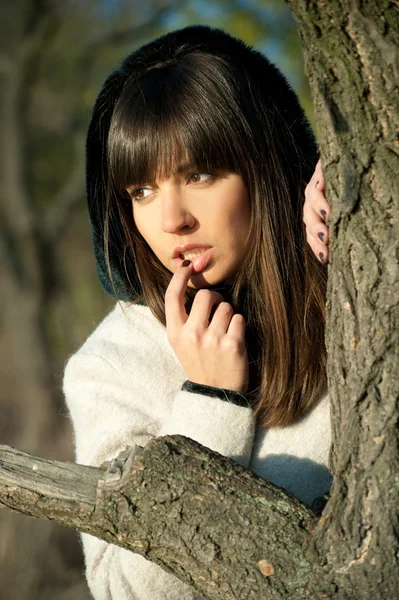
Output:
[{"xmin": 188, "ymin": 271, "xmax": 226, "ymax": 289}]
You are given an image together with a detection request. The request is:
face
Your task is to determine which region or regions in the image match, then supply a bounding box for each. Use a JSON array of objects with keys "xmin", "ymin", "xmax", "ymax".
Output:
[{"xmin": 127, "ymin": 163, "xmax": 252, "ymax": 289}]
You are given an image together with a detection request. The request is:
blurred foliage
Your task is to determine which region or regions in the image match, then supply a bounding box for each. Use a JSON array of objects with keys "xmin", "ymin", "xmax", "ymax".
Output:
[{"xmin": 27, "ymin": 0, "xmax": 312, "ymax": 208}]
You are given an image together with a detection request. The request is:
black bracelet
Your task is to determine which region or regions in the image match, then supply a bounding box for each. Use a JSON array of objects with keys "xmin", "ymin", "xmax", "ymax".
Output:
[{"xmin": 181, "ymin": 380, "xmax": 251, "ymax": 408}]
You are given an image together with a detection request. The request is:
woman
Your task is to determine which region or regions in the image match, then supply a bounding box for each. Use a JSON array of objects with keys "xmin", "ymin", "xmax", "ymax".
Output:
[{"xmin": 64, "ymin": 24, "xmax": 331, "ymax": 600}]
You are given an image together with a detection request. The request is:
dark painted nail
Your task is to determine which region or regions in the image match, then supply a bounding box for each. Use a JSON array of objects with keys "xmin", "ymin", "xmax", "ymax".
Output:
[
  {"xmin": 318, "ymin": 232, "xmax": 325, "ymax": 242},
  {"xmin": 182, "ymin": 260, "xmax": 191, "ymax": 267},
  {"xmin": 319, "ymin": 252, "xmax": 325, "ymax": 263},
  {"xmin": 321, "ymin": 210, "xmax": 327, "ymax": 220}
]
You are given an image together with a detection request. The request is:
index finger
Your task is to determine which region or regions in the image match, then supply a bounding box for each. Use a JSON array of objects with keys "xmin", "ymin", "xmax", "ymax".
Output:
[
  {"xmin": 165, "ymin": 260, "xmax": 193, "ymax": 332},
  {"xmin": 314, "ymin": 159, "xmax": 325, "ymax": 191}
]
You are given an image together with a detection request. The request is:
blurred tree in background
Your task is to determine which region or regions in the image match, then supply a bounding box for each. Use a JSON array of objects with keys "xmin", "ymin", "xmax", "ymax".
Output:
[{"xmin": 0, "ymin": 1, "xmax": 311, "ymax": 598}]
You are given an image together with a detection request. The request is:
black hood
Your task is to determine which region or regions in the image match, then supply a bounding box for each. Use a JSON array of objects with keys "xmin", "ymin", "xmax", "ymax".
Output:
[{"xmin": 86, "ymin": 24, "xmax": 317, "ymax": 303}]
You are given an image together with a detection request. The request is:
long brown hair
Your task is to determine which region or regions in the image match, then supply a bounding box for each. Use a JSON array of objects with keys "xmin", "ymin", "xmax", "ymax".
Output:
[{"xmin": 104, "ymin": 48, "xmax": 327, "ymax": 428}]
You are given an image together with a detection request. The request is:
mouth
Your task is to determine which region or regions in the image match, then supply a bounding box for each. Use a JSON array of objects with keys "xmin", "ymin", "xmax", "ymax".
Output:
[
  {"xmin": 179, "ymin": 248, "xmax": 209, "ymax": 261},
  {"xmin": 172, "ymin": 247, "xmax": 214, "ymax": 273}
]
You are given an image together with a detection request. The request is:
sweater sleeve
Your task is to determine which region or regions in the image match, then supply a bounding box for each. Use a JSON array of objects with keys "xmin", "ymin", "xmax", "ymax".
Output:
[
  {"xmin": 158, "ymin": 380, "xmax": 255, "ymax": 468},
  {"xmin": 63, "ymin": 351, "xmax": 202, "ymax": 600},
  {"xmin": 63, "ymin": 350, "xmax": 256, "ymax": 600}
]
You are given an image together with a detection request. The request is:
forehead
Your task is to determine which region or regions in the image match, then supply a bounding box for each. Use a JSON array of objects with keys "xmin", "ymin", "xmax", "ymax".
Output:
[
  {"xmin": 160, "ymin": 143, "xmax": 192, "ymax": 177},
  {"xmin": 109, "ymin": 92, "xmax": 241, "ymax": 192},
  {"xmin": 128, "ymin": 139, "xmax": 209, "ymax": 186}
]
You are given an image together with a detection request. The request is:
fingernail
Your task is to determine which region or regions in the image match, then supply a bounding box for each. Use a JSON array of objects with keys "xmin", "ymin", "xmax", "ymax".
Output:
[
  {"xmin": 319, "ymin": 252, "xmax": 325, "ymax": 263},
  {"xmin": 321, "ymin": 210, "xmax": 327, "ymax": 220},
  {"xmin": 182, "ymin": 260, "xmax": 191, "ymax": 267},
  {"xmin": 318, "ymin": 232, "xmax": 324, "ymax": 241}
]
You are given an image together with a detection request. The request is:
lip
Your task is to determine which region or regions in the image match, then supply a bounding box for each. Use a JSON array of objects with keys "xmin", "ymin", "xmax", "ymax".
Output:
[
  {"xmin": 172, "ymin": 247, "xmax": 214, "ymax": 273},
  {"xmin": 172, "ymin": 243, "xmax": 212, "ymax": 259}
]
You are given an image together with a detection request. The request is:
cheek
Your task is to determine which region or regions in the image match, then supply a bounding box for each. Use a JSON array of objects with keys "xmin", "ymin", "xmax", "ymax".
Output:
[
  {"xmin": 224, "ymin": 195, "xmax": 251, "ymax": 234},
  {"xmin": 133, "ymin": 216, "xmax": 165, "ymax": 258},
  {"xmin": 132, "ymin": 210, "xmax": 149, "ymax": 243}
]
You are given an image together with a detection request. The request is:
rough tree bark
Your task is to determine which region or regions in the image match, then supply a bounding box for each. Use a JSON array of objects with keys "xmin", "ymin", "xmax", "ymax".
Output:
[
  {"xmin": 287, "ymin": 0, "xmax": 399, "ymax": 597},
  {"xmin": 0, "ymin": 438, "xmax": 316, "ymax": 600},
  {"xmin": 1, "ymin": 1, "xmax": 398, "ymax": 599}
]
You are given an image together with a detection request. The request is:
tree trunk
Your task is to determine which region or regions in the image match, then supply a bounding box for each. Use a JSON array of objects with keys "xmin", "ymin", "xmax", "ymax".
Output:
[{"xmin": 287, "ymin": 0, "xmax": 399, "ymax": 597}]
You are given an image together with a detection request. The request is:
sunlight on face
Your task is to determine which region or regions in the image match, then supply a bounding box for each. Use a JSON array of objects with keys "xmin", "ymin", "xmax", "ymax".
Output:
[{"xmin": 128, "ymin": 165, "xmax": 252, "ymax": 288}]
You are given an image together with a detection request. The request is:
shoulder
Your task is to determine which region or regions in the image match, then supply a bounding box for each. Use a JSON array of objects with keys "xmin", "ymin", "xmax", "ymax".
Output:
[
  {"xmin": 69, "ymin": 301, "xmax": 172, "ymax": 364},
  {"xmin": 63, "ymin": 301, "xmax": 181, "ymax": 388},
  {"xmin": 79, "ymin": 301, "xmax": 166, "ymax": 351}
]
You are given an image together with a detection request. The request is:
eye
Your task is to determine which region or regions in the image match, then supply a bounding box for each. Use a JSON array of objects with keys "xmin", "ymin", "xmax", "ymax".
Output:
[
  {"xmin": 129, "ymin": 187, "xmax": 153, "ymax": 203},
  {"xmin": 127, "ymin": 172, "xmax": 216, "ymax": 203},
  {"xmin": 188, "ymin": 172, "xmax": 215, "ymax": 184}
]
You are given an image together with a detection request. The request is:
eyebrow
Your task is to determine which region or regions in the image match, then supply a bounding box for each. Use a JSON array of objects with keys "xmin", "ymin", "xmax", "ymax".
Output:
[
  {"xmin": 174, "ymin": 161, "xmax": 198, "ymax": 175},
  {"xmin": 127, "ymin": 161, "xmax": 200, "ymax": 189}
]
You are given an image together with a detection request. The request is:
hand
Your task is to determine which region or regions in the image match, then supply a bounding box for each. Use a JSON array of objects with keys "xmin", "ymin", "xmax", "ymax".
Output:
[
  {"xmin": 304, "ymin": 159, "xmax": 331, "ymax": 263},
  {"xmin": 165, "ymin": 261, "xmax": 249, "ymax": 393}
]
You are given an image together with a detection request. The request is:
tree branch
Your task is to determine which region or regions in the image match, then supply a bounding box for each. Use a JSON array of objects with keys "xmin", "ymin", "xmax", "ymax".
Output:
[{"xmin": 0, "ymin": 435, "xmax": 316, "ymax": 600}]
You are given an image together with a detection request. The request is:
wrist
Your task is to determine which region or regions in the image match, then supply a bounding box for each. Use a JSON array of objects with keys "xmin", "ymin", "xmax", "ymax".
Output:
[{"xmin": 181, "ymin": 380, "xmax": 251, "ymax": 408}]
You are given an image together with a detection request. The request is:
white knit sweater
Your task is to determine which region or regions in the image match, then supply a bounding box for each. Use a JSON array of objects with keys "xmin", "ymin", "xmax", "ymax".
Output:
[{"xmin": 63, "ymin": 301, "xmax": 332, "ymax": 600}]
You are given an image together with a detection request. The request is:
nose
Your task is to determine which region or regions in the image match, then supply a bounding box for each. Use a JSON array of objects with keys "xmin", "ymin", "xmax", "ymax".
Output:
[{"xmin": 161, "ymin": 187, "xmax": 195, "ymax": 233}]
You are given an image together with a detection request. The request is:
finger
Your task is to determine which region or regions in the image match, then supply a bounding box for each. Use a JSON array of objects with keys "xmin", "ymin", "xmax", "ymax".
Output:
[
  {"xmin": 305, "ymin": 159, "xmax": 325, "ymax": 201},
  {"xmin": 314, "ymin": 159, "xmax": 325, "ymax": 191},
  {"xmin": 207, "ymin": 302, "xmax": 234, "ymax": 336},
  {"xmin": 226, "ymin": 313, "xmax": 247, "ymax": 343},
  {"xmin": 189, "ymin": 289, "xmax": 225, "ymax": 330},
  {"xmin": 303, "ymin": 192, "xmax": 331, "ymax": 226},
  {"xmin": 306, "ymin": 159, "xmax": 321, "ymax": 190},
  {"xmin": 165, "ymin": 260, "xmax": 193, "ymax": 334},
  {"xmin": 306, "ymin": 231, "xmax": 330, "ymax": 263},
  {"xmin": 307, "ymin": 218, "xmax": 329, "ymax": 246}
]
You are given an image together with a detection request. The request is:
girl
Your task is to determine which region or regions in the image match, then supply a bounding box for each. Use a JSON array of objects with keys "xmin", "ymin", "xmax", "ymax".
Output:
[{"xmin": 64, "ymin": 24, "xmax": 331, "ymax": 600}]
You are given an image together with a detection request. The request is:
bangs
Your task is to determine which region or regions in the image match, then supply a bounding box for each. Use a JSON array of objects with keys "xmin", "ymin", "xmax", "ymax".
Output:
[{"xmin": 107, "ymin": 51, "xmax": 253, "ymax": 193}]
